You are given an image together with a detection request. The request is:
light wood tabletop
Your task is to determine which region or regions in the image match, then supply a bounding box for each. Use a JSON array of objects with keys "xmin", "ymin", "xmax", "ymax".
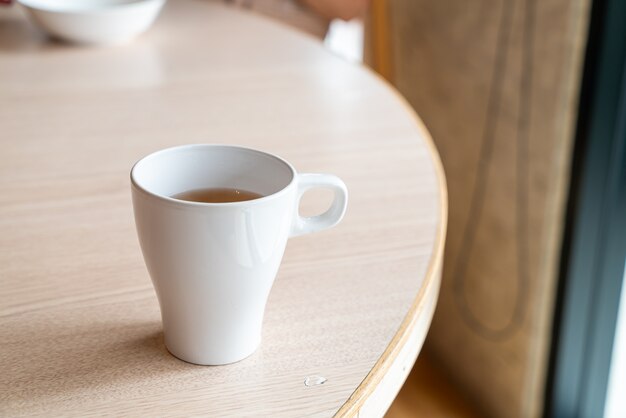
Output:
[{"xmin": 0, "ymin": 1, "xmax": 446, "ymax": 416}]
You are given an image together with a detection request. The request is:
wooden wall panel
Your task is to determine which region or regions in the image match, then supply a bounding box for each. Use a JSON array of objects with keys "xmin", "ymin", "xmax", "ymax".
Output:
[{"xmin": 380, "ymin": 0, "xmax": 590, "ymax": 416}]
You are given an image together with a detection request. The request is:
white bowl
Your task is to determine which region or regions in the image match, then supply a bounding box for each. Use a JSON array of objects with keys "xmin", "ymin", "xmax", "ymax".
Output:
[{"xmin": 18, "ymin": 0, "xmax": 166, "ymax": 45}]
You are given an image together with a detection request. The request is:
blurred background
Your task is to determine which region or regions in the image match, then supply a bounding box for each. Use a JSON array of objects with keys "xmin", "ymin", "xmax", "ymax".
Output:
[{"xmin": 237, "ymin": 0, "xmax": 625, "ymax": 417}]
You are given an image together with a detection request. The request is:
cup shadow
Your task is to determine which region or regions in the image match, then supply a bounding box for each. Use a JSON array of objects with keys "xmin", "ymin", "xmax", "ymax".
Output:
[{"xmin": 1, "ymin": 319, "xmax": 199, "ymax": 412}]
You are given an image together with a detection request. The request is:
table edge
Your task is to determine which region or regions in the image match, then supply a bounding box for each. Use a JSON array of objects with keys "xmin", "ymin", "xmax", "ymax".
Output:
[{"xmin": 334, "ymin": 69, "xmax": 449, "ymax": 417}]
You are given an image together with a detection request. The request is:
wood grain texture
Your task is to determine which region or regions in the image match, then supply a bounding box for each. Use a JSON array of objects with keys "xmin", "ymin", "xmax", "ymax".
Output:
[
  {"xmin": 357, "ymin": 263, "xmax": 441, "ymax": 418},
  {"xmin": 383, "ymin": 0, "xmax": 590, "ymax": 416},
  {"xmin": 0, "ymin": 1, "xmax": 446, "ymax": 417}
]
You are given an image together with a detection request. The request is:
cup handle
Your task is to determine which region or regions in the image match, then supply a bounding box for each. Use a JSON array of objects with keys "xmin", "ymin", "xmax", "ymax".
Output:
[{"xmin": 290, "ymin": 173, "xmax": 348, "ymax": 237}]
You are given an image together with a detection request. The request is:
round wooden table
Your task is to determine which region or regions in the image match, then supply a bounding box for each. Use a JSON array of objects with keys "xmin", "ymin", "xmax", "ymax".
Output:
[{"xmin": 0, "ymin": 1, "xmax": 446, "ymax": 416}]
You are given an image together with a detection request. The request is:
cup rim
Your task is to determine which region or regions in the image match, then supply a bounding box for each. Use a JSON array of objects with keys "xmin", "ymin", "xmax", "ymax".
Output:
[{"xmin": 130, "ymin": 144, "xmax": 297, "ymax": 208}]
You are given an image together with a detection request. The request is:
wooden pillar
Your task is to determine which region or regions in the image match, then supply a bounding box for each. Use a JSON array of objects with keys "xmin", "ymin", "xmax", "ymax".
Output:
[{"xmin": 368, "ymin": 0, "xmax": 591, "ymax": 416}]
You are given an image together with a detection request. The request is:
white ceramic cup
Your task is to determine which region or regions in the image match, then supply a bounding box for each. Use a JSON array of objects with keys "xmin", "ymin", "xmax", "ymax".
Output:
[{"xmin": 131, "ymin": 144, "xmax": 348, "ymax": 365}]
